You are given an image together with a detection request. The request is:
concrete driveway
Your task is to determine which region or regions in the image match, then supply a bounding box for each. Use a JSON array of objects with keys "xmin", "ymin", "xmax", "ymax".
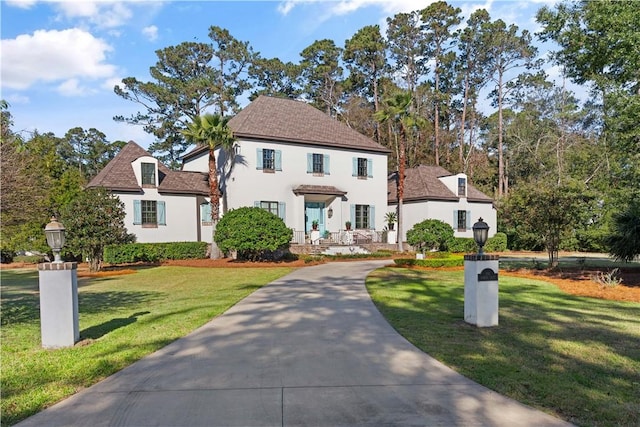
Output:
[{"xmin": 18, "ymin": 260, "xmax": 573, "ymax": 426}]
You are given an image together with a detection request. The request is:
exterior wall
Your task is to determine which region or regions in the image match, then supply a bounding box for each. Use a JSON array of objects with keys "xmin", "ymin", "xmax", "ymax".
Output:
[
  {"xmin": 394, "ymin": 199, "xmax": 496, "ymax": 243},
  {"xmin": 116, "ymin": 189, "xmax": 202, "ymax": 243},
  {"xmin": 183, "ymin": 138, "xmax": 388, "ymax": 234}
]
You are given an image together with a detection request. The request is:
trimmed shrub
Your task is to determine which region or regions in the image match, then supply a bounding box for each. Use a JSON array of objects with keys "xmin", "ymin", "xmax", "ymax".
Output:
[
  {"xmin": 104, "ymin": 242, "xmax": 208, "ymax": 264},
  {"xmin": 485, "ymin": 232, "xmax": 508, "ymax": 252},
  {"xmin": 448, "ymin": 238, "xmax": 477, "ymax": 253},
  {"xmin": 406, "ymin": 219, "xmax": 454, "ymax": 252},
  {"xmin": 215, "ymin": 207, "xmax": 293, "ymax": 261},
  {"xmin": 394, "ymin": 256, "xmax": 464, "ymax": 268}
]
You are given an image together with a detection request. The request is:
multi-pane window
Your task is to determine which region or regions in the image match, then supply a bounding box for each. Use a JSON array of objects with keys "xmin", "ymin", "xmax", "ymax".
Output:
[
  {"xmin": 141, "ymin": 162, "xmax": 156, "ymax": 186},
  {"xmin": 312, "ymin": 153, "xmax": 324, "ymax": 173},
  {"xmin": 457, "ymin": 210, "xmax": 467, "ymax": 231},
  {"xmin": 458, "ymin": 177, "xmax": 466, "ymax": 196},
  {"xmin": 141, "ymin": 200, "xmax": 157, "ymax": 226},
  {"xmin": 263, "ymin": 149, "xmax": 275, "ymax": 170},
  {"xmin": 260, "ymin": 201, "xmax": 279, "ymax": 216},
  {"xmin": 355, "ymin": 205, "xmax": 370, "ymax": 229},
  {"xmin": 357, "ymin": 158, "xmax": 368, "ymax": 178}
]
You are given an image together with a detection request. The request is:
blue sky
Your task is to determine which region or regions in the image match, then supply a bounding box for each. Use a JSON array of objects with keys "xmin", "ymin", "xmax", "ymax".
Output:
[{"xmin": 1, "ymin": 0, "xmax": 559, "ymax": 149}]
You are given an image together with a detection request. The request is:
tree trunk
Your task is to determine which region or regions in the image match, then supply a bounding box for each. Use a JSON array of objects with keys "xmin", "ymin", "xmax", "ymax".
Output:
[
  {"xmin": 209, "ymin": 147, "xmax": 223, "ymax": 259},
  {"xmin": 497, "ymin": 71, "xmax": 505, "ymax": 198},
  {"xmin": 397, "ymin": 127, "xmax": 406, "ymax": 252}
]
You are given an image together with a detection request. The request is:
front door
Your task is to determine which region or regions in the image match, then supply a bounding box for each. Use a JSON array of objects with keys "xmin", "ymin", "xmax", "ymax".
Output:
[{"xmin": 305, "ymin": 202, "xmax": 325, "ymax": 234}]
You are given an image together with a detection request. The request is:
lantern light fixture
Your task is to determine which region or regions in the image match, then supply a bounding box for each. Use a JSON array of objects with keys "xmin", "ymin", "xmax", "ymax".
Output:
[
  {"xmin": 44, "ymin": 216, "xmax": 66, "ymax": 263},
  {"xmin": 472, "ymin": 217, "xmax": 489, "ymax": 255}
]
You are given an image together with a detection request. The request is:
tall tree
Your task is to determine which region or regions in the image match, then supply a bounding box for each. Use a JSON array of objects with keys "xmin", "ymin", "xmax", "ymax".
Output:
[
  {"xmin": 114, "ymin": 42, "xmax": 217, "ymax": 168},
  {"xmin": 376, "ymin": 91, "xmax": 416, "ymax": 252},
  {"xmin": 299, "ymin": 39, "xmax": 344, "ymax": 116},
  {"xmin": 343, "ymin": 25, "xmax": 388, "ymax": 142},
  {"xmin": 482, "ymin": 19, "xmax": 537, "ymax": 197},
  {"xmin": 182, "ymin": 114, "xmax": 236, "ymax": 259},
  {"xmin": 208, "ymin": 26, "xmax": 257, "ymax": 117},
  {"xmin": 455, "ymin": 9, "xmax": 491, "ymax": 170},
  {"xmin": 249, "ymin": 57, "xmax": 301, "ymax": 100},
  {"xmin": 420, "ymin": 1, "xmax": 462, "ymax": 166},
  {"xmin": 537, "ymin": 0, "xmax": 640, "ymax": 200},
  {"xmin": 60, "ymin": 127, "xmax": 125, "ymax": 179},
  {"xmin": 386, "ymin": 11, "xmax": 425, "ymax": 95}
]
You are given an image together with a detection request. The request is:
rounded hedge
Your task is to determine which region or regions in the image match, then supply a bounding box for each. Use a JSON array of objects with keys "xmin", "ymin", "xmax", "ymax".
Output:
[
  {"xmin": 215, "ymin": 207, "xmax": 293, "ymax": 261},
  {"xmin": 407, "ymin": 219, "xmax": 454, "ymax": 252}
]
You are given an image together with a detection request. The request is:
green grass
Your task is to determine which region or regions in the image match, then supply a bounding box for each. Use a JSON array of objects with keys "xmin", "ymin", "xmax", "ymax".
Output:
[
  {"xmin": 366, "ymin": 268, "xmax": 640, "ymax": 427},
  {"xmin": 0, "ymin": 266, "xmax": 293, "ymax": 426}
]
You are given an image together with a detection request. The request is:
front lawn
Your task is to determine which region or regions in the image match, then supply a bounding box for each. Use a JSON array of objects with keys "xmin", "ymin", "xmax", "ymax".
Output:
[
  {"xmin": 0, "ymin": 266, "xmax": 293, "ymax": 426},
  {"xmin": 366, "ymin": 268, "xmax": 640, "ymax": 427}
]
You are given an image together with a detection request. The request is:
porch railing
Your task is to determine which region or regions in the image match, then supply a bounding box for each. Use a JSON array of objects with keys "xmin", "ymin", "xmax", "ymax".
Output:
[{"xmin": 290, "ymin": 229, "xmax": 384, "ymax": 245}]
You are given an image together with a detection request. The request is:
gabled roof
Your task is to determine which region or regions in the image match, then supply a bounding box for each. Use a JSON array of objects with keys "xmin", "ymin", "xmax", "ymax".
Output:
[
  {"xmin": 182, "ymin": 95, "xmax": 390, "ymax": 160},
  {"xmin": 388, "ymin": 165, "xmax": 493, "ymax": 204},
  {"xmin": 87, "ymin": 141, "xmax": 209, "ymax": 196}
]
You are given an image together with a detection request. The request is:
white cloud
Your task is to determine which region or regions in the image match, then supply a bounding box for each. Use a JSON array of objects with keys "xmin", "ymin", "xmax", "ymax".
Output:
[
  {"xmin": 277, "ymin": 1, "xmax": 295, "ymax": 16},
  {"xmin": 6, "ymin": 94, "xmax": 30, "ymax": 105},
  {"xmin": 142, "ymin": 25, "xmax": 158, "ymax": 41},
  {"xmin": 5, "ymin": 0, "xmax": 37, "ymax": 9},
  {"xmin": 54, "ymin": 1, "xmax": 133, "ymax": 29},
  {"xmin": 56, "ymin": 78, "xmax": 94, "ymax": 96},
  {"xmin": 1, "ymin": 28, "xmax": 117, "ymax": 90}
]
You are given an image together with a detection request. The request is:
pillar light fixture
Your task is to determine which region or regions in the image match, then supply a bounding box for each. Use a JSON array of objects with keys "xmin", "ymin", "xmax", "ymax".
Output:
[
  {"xmin": 472, "ymin": 217, "xmax": 489, "ymax": 255},
  {"xmin": 44, "ymin": 216, "xmax": 66, "ymax": 263}
]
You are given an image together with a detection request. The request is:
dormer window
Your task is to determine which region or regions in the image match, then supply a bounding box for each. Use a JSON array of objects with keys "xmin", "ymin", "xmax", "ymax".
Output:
[
  {"xmin": 141, "ymin": 162, "xmax": 156, "ymax": 186},
  {"xmin": 458, "ymin": 177, "xmax": 466, "ymax": 196}
]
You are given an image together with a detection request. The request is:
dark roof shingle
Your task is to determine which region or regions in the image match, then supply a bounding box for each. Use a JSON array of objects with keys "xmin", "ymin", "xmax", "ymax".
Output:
[
  {"xmin": 87, "ymin": 141, "xmax": 209, "ymax": 195},
  {"xmin": 388, "ymin": 165, "xmax": 493, "ymax": 203},
  {"xmin": 183, "ymin": 95, "xmax": 390, "ymax": 159}
]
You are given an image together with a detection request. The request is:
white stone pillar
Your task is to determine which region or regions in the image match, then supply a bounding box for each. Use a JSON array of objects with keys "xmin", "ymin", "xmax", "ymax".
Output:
[
  {"xmin": 464, "ymin": 254, "xmax": 499, "ymax": 327},
  {"xmin": 38, "ymin": 262, "xmax": 79, "ymax": 348}
]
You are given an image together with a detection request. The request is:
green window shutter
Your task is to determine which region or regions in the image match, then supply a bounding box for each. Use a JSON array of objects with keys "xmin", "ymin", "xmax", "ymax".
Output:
[
  {"xmin": 201, "ymin": 203, "xmax": 212, "ymax": 223},
  {"xmin": 278, "ymin": 202, "xmax": 286, "ymax": 221},
  {"xmin": 350, "ymin": 204, "xmax": 355, "ymax": 226},
  {"xmin": 307, "ymin": 153, "xmax": 313, "ymax": 173},
  {"xmin": 157, "ymin": 201, "xmax": 166, "ymax": 225},
  {"xmin": 275, "ymin": 150, "xmax": 282, "ymax": 171},
  {"xmin": 367, "ymin": 158, "xmax": 373, "ymax": 177},
  {"xmin": 324, "ymin": 154, "xmax": 330, "ymax": 175},
  {"xmin": 453, "ymin": 210, "xmax": 458, "ymax": 229},
  {"xmin": 352, "ymin": 157, "xmax": 357, "ymax": 177},
  {"xmin": 256, "ymin": 148, "xmax": 263, "ymax": 170},
  {"xmin": 133, "ymin": 200, "xmax": 141, "ymax": 225},
  {"xmin": 369, "ymin": 205, "xmax": 375, "ymax": 229},
  {"xmin": 466, "ymin": 211, "xmax": 472, "ymax": 230}
]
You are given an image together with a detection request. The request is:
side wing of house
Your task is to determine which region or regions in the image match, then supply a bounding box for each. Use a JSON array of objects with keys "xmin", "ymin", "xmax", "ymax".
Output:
[
  {"xmin": 88, "ymin": 141, "xmax": 208, "ymax": 244},
  {"xmin": 388, "ymin": 166, "xmax": 497, "ymax": 243}
]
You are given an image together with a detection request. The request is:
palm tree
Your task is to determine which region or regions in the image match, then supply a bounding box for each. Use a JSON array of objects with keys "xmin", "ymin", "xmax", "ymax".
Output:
[
  {"xmin": 182, "ymin": 113, "xmax": 235, "ymax": 259},
  {"xmin": 375, "ymin": 91, "xmax": 415, "ymax": 252}
]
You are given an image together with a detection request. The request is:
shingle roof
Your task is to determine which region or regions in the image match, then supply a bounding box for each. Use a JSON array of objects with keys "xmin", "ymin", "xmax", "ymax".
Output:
[
  {"xmin": 183, "ymin": 95, "xmax": 390, "ymax": 160},
  {"xmin": 87, "ymin": 141, "xmax": 209, "ymax": 196},
  {"xmin": 388, "ymin": 165, "xmax": 493, "ymax": 203},
  {"xmin": 292, "ymin": 185, "xmax": 347, "ymax": 196}
]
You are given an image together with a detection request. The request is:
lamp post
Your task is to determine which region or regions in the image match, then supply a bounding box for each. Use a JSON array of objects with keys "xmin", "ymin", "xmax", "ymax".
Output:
[
  {"xmin": 39, "ymin": 216, "xmax": 78, "ymax": 348},
  {"xmin": 472, "ymin": 217, "xmax": 489, "ymax": 255},
  {"xmin": 44, "ymin": 216, "xmax": 65, "ymax": 263},
  {"xmin": 464, "ymin": 217, "xmax": 499, "ymax": 327}
]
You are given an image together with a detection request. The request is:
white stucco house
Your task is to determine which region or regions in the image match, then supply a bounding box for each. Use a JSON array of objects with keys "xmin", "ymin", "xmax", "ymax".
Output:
[
  {"xmin": 88, "ymin": 96, "xmax": 496, "ymax": 248},
  {"xmin": 388, "ymin": 165, "xmax": 497, "ymax": 243},
  {"xmin": 88, "ymin": 95, "xmax": 391, "ymax": 245}
]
